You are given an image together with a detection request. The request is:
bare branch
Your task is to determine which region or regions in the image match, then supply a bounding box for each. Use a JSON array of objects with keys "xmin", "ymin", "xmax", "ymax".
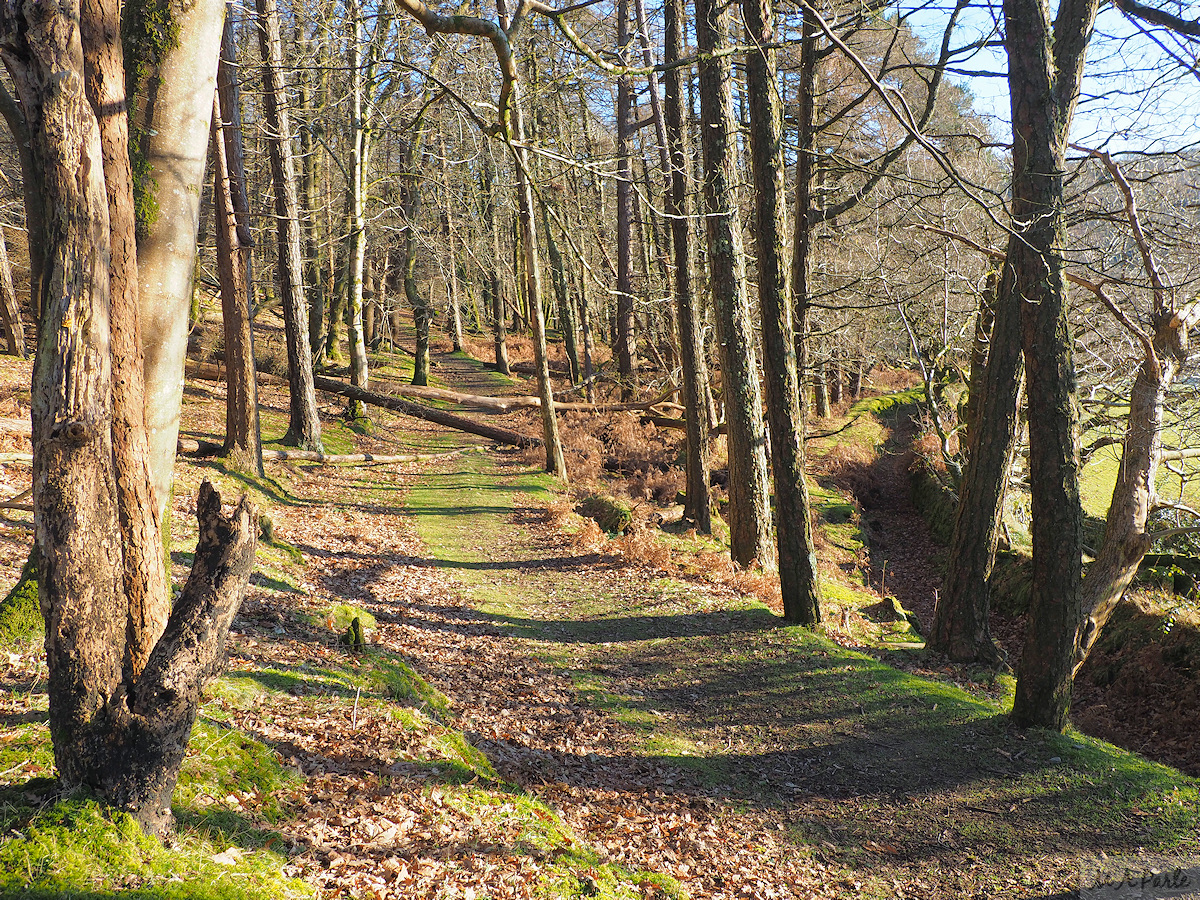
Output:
[{"xmin": 1111, "ymin": 0, "xmax": 1200, "ymax": 38}]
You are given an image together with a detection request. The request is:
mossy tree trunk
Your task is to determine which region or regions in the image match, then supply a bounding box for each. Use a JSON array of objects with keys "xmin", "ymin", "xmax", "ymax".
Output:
[
  {"xmin": 3, "ymin": 0, "xmax": 259, "ymax": 835},
  {"xmin": 931, "ymin": 263, "xmax": 1019, "ymax": 665},
  {"xmin": 746, "ymin": 0, "xmax": 820, "ymax": 623},
  {"xmin": 256, "ymin": 0, "xmax": 322, "ymax": 450},
  {"xmin": 695, "ymin": 0, "xmax": 773, "ymax": 569},
  {"xmin": 1006, "ymin": 0, "xmax": 1098, "ymax": 731}
]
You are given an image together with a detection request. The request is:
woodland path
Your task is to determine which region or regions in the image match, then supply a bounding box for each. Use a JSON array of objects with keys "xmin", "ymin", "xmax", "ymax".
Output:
[{"xmin": 210, "ymin": 341, "xmax": 1200, "ymax": 900}]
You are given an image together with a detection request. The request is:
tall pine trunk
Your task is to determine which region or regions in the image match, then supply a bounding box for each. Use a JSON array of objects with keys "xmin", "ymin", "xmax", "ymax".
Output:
[
  {"xmin": 256, "ymin": 0, "xmax": 322, "ymax": 449},
  {"xmin": 1007, "ymin": 0, "xmax": 1098, "ymax": 731},
  {"xmin": 745, "ymin": 0, "xmax": 819, "ymax": 622},
  {"xmin": 663, "ymin": 0, "xmax": 710, "ymax": 533},
  {"xmin": 695, "ymin": 0, "xmax": 773, "ymax": 568}
]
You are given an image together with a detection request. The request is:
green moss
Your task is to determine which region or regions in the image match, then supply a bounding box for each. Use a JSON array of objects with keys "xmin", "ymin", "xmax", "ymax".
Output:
[
  {"xmin": 362, "ymin": 655, "xmax": 450, "ymax": 715},
  {"xmin": 577, "ymin": 493, "xmax": 632, "ymax": 535},
  {"xmin": 122, "ymin": 0, "xmax": 181, "ymax": 239},
  {"xmin": 0, "ymin": 799, "xmax": 312, "ymax": 899},
  {"xmin": 320, "ymin": 602, "xmax": 376, "ymax": 635},
  {"xmin": 0, "ymin": 553, "xmax": 41, "ymax": 647}
]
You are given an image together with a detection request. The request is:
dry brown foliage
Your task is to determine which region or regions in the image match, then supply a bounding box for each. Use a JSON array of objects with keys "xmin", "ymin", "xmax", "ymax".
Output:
[{"xmin": 616, "ymin": 529, "xmax": 673, "ymax": 570}]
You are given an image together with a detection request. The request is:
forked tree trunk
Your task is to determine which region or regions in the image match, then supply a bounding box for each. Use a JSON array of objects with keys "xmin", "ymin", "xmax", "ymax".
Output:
[
  {"xmin": 663, "ymin": 0, "xmax": 710, "ymax": 534},
  {"xmin": 256, "ymin": 0, "xmax": 322, "ymax": 449},
  {"xmin": 211, "ymin": 92, "xmax": 263, "ymax": 474},
  {"xmin": 6, "ymin": 0, "xmax": 258, "ymax": 835},
  {"xmin": 1007, "ymin": 0, "xmax": 1097, "ymax": 731},
  {"xmin": 695, "ymin": 0, "xmax": 773, "ymax": 568},
  {"xmin": 746, "ymin": 0, "xmax": 819, "ymax": 622}
]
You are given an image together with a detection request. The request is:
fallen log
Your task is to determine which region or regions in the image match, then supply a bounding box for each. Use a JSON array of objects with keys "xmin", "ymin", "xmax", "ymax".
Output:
[
  {"xmin": 177, "ymin": 437, "xmax": 480, "ymax": 466},
  {"xmin": 0, "ymin": 417, "xmax": 30, "ymax": 436},
  {"xmin": 185, "ymin": 361, "xmax": 539, "ymax": 447},
  {"xmin": 188, "ymin": 358, "xmax": 669, "ymax": 416},
  {"xmin": 310, "ymin": 375, "xmax": 540, "ymax": 448}
]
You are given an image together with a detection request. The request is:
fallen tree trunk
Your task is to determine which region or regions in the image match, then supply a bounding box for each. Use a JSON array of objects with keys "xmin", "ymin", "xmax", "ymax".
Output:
[
  {"xmin": 185, "ymin": 361, "xmax": 538, "ymax": 447},
  {"xmin": 189, "ymin": 359, "xmax": 672, "ymax": 415},
  {"xmin": 178, "ymin": 437, "xmax": 479, "ymax": 466},
  {"xmin": 311, "ymin": 375, "xmax": 540, "ymax": 447}
]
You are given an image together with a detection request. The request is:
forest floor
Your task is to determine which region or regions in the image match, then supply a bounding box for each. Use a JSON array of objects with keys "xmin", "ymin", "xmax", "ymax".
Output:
[{"xmin": 1, "ymin": 340, "xmax": 1199, "ymax": 900}]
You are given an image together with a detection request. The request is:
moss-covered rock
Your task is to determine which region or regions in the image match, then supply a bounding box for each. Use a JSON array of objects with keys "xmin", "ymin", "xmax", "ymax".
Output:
[{"xmin": 576, "ymin": 493, "xmax": 632, "ymax": 535}]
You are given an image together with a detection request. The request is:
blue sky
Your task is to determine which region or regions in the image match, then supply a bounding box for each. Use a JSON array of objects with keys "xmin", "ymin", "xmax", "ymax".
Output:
[{"xmin": 909, "ymin": 1, "xmax": 1200, "ymax": 154}]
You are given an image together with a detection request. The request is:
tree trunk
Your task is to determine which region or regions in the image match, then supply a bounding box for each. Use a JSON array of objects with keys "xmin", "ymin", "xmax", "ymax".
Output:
[
  {"xmin": 482, "ymin": 153, "xmax": 510, "ymax": 375},
  {"xmin": 695, "ymin": 0, "xmax": 773, "ymax": 568},
  {"xmin": 931, "ymin": 265, "xmax": 1019, "ymax": 664},
  {"xmin": 82, "ymin": 0, "xmax": 169, "ymax": 676},
  {"xmin": 813, "ymin": 371, "xmax": 830, "ymax": 418},
  {"xmin": 296, "ymin": 25, "xmax": 326, "ymax": 366},
  {"xmin": 344, "ymin": 0, "xmax": 369, "ymax": 415},
  {"xmin": 256, "ymin": 0, "xmax": 323, "ymax": 450},
  {"xmin": 544, "ymin": 206, "xmax": 581, "ymax": 383},
  {"xmin": 131, "ymin": 0, "xmax": 228, "ymax": 525},
  {"xmin": 746, "ymin": 0, "xmax": 819, "ymax": 622},
  {"xmin": 1007, "ymin": 0, "xmax": 1098, "ymax": 731},
  {"xmin": 211, "ymin": 91, "xmax": 263, "ymax": 475},
  {"xmin": 6, "ymin": 0, "xmax": 258, "ymax": 835},
  {"xmin": 511, "ymin": 103, "xmax": 568, "ymax": 478},
  {"xmin": 615, "ymin": 0, "xmax": 637, "ymax": 400},
  {"xmin": 663, "ymin": 0, "xmax": 710, "ymax": 533},
  {"xmin": 0, "ymin": 227, "xmax": 24, "ymax": 357}
]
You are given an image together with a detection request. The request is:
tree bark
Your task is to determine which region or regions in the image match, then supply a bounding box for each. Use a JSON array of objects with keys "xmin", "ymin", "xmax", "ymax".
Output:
[
  {"xmin": 0, "ymin": 227, "xmax": 24, "ymax": 357},
  {"xmin": 1007, "ymin": 0, "xmax": 1098, "ymax": 731},
  {"xmin": 931, "ymin": 261, "xmax": 1021, "ymax": 665},
  {"xmin": 695, "ymin": 0, "xmax": 773, "ymax": 568},
  {"xmin": 4, "ymin": 0, "xmax": 258, "ymax": 835},
  {"xmin": 663, "ymin": 0, "xmax": 710, "ymax": 533},
  {"xmin": 344, "ymin": 0, "xmax": 370, "ymax": 415},
  {"xmin": 614, "ymin": 0, "xmax": 638, "ymax": 400},
  {"xmin": 256, "ymin": 0, "xmax": 323, "ymax": 450},
  {"xmin": 482, "ymin": 152, "xmax": 510, "ymax": 375},
  {"xmin": 132, "ymin": 0, "xmax": 227, "ymax": 525},
  {"xmin": 81, "ymin": 0, "xmax": 169, "ymax": 678},
  {"xmin": 543, "ymin": 205, "xmax": 580, "ymax": 383},
  {"xmin": 211, "ymin": 91, "xmax": 263, "ymax": 474},
  {"xmin": 746, "ymin": 0, "xmax": 820, "ymax": 623},
  {"xmin": 511, "ymin": 102, "xmax": 568, "ymax": 478},
  {"xmin": 296, "ymin": 25, "xmax": 326, "ymax": 366}
]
